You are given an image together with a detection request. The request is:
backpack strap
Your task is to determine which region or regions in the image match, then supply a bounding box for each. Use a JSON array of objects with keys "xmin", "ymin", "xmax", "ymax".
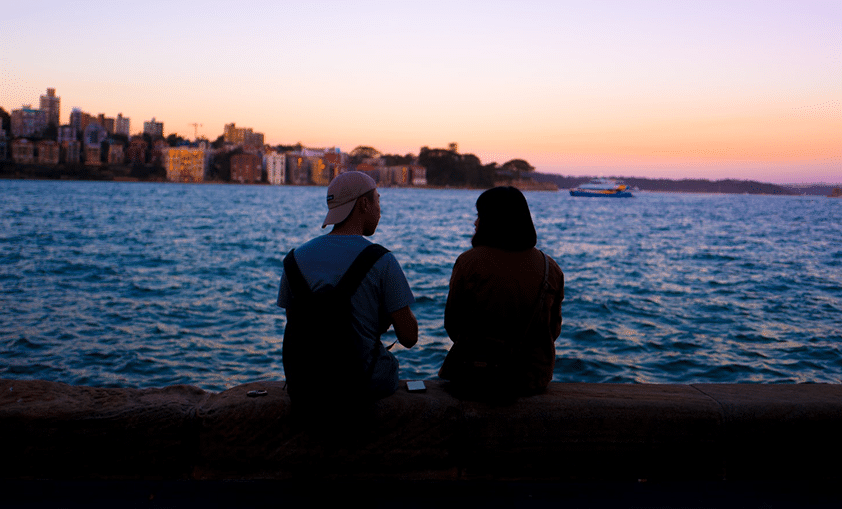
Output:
[
  {"xmin": 282, "ymin": 243, "xmax": 390, "ymax": 299},
  {"xmin": 282, "ymin": 249, "xmax": 311, "ymax": 299},
  {"xmin": 336, "ymin": 243, "xmax": 390, "ymax": 296}
]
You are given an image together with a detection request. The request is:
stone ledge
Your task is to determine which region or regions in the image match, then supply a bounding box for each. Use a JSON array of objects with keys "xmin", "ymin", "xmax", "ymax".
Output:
[{"xmin": 2, "ymin": 379, "xmax": 841, "ymax": 482}]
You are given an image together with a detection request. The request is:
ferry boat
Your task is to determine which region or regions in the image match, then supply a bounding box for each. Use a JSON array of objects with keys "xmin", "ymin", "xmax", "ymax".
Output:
[{"xmin": 569, "ymin": 178, "xmax": 634, "ymax": 198}]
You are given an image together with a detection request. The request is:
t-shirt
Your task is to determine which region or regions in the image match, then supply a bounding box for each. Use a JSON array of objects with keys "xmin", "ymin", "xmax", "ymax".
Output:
[{"xmin": 277, "ymin": 234, "xmax": 415, "ymax": 397}]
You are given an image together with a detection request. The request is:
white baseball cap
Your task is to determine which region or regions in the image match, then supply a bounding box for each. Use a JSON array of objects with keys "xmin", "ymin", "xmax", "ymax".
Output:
[{"xmin": 322, "ymin": 171, "xmax": 377, "ymax": 228}]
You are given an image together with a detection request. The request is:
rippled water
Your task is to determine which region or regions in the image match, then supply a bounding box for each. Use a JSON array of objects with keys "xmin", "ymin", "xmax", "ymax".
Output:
[{"xmin": 1, "ymin": 179, "xmax": 840, "ymax": 390}]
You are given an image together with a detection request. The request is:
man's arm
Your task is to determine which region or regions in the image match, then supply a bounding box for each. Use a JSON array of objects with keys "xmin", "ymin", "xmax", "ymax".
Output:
[{"xmin": 390, "ymin": 306, "xmax": 418, "ymax": 348}]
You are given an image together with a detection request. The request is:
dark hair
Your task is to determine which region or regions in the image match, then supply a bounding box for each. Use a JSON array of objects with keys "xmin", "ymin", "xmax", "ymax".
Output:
[{"xmin": 471, "ymin": 186, "xmax": 537, "ymax": 251}]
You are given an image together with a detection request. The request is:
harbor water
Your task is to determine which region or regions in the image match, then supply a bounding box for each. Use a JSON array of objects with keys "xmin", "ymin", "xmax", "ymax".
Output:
[{"xmin": 1, "ymin": 179, "xmax": 840, "ymax": 391}]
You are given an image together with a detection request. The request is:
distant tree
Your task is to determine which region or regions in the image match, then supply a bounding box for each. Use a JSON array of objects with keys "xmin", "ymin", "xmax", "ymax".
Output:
[
  {"xmin": 479, "ymin": 162, "xmax": 499, "ymax": 188},
  {"xmin": 350, "ymin": 146, "xmax": 382, "ymax": 164},
  {"xmin": 209, "ymin": 147, "xmax": 240, "ymax": 182},
  {"xmin": 166, "ymin": 133, "xmax": 186, "ymax": 147},
  {"xmin": 502, "ymin": 159, "xmax": 535, "ymax": 181},
  {"xmin": 276, "ymin": 142, "xmax": 303, "ymax": 152},
  {"xmin": 382, "ymin": 153, "xmax": 414, "ymax": 166},
  {"xmin": 418, "ymin": 146, "xmax": 464, "ymax": 186}
]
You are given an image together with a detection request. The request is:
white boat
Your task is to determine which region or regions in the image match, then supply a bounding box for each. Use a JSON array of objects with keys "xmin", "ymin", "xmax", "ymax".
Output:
[{"xmin": 570, "ymin": 178, "xmax": 634, "ymax": 198}]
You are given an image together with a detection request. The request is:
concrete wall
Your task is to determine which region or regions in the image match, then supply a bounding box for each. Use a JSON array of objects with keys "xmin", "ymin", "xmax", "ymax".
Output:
[{"xmin": 2, "ymin": 378, "xmax": 842, "ymax": 482}]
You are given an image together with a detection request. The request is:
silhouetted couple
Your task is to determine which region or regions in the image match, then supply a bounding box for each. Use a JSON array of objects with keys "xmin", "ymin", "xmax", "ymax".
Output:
[{"xmin": 278, "ymin": 173, "xmax": 563, "ymax": 410}]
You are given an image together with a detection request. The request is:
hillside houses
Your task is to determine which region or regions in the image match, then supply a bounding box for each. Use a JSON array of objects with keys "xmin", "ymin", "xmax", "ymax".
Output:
[{"xmin": 1, "ymin": 88, "xmax": 428, "ymax": 187}]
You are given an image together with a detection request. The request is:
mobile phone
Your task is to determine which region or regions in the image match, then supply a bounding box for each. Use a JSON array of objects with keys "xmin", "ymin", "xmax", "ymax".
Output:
[{"xmin": 406, "ymin": 381, "xmax": 426, "ymax": 392}]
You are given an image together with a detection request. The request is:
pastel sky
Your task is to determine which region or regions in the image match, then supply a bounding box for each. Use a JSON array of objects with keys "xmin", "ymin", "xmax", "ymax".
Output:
[{"xmin": 2, "ymin": 0, "xmax": 840, "ymax": 184}]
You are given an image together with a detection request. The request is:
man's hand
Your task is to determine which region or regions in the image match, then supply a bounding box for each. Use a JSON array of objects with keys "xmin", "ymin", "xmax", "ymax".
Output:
[{"xmin": 390, "ymin": 306, "xmax": 418, "ymax": 348}]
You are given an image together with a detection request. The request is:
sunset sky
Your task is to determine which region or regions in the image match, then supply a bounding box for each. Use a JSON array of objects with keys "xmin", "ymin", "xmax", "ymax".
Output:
[{"xmin": 2, "ymin": 0, "xmax": 840, "ymax": 184}]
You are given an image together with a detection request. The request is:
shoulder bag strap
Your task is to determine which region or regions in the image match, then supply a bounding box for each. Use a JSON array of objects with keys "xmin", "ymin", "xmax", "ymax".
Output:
[{"xmin": 524, "ymin": 250, "xmax": 549, "ymax": 333}]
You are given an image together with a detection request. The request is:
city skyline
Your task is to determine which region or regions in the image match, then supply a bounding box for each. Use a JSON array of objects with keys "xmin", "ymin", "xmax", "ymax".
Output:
[{"xmin": 2, "ymin": 1, "xmax": 840, "ymax": 184}]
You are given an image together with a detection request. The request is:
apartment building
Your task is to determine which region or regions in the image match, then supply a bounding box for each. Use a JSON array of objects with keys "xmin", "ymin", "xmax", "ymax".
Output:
[
  {"xmin": 231, "ymin": 153, "xmax": 262, "ymax": 183},
  {"xmin": 85, "ymin": 146, "xmax": 101, "ymax": 166},
  {"xmin": 115, "ymin": 114, "xmax": 130, "ymax": 137},
  {"xmin": 309, "ymin": 155, "xmax": 330, "ymax": 186},
  {"xmin": 264, "ymin": 151, "xmax": 286, "ymax": 185},
  {"xmin": 223, "ymin": 123, "xmax": 264, "ymax": 148},
  {"xmin": 36, "ymin": 140, "xmax": 60, "ymax": 165},
  {"xmin": 126, "ymin": 138, "xmax": 147, "ymax": 166},
  {"xmin": 11, "ymin": 139, "xmax": 35, "ymax": 164},
  {"xmin": 69, "ymin": 108, "xmax": 94, "ymax": 134},
  {"xmin": 57, "ymin": 125, "xmax": 77, "ymax": 144},
  {"xmin": 10, "ymin": 106, "xmax": 48, "ymax": 138},
  {"xmin": 144, "ymin": 118, "xmax": 164, "ymax": 138},
  {"xmin": 108, "ymin": 143, "xmax": 125, "ymax": 165},
  {"xmin": 39, "ymin": 88, "xmax": 60, "ymax": 127},
  {"xmin": 411, "ymin": 164, "xmax": 427, "ymax": 186},
  {"xmin": 386, "ymin": 165, "xmax": 411, "ymax": 186},
  {"xmin": 163, "ymin": 146, "xmax": 207, "ymax": 183},
  {"xmin": 97, "ymin": 114, "xmax": 115, "ymax": 135},
  {"xmin": 83, "ymin": 122, "xmax": 108, "ymax": 147},
  {"xmin": 0, "ymin": 128, "xmax": 7, "ymax": 160},
  {"xmin": 286, "ymin": 153, "xmax": 311, "ymax": 185},
  {"xmin": 62, "ymin": 140, "xmax": 81, "ymax": 165}
]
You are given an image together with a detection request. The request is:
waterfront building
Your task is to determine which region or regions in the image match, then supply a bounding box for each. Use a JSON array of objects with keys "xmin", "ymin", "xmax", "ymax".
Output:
[
  {"xmin": 144, "ymin": 117, "xmax": 164, "ymax": 138},
  {"xmin": 11, "ymin": 139, "xmax": 35, "ymax": 164},
  {"xmin": 387, "ymin": 165, "xmax": 411, "ymax": 186},
  {"xmin": 10, "ymin": 106, "xmax": 48, "ymax": 138},
  {"xmin": 0, "ymin": 128, "xmax": 7, "ymax": 160},
  {"xmin": 264, "ymin": 151, "xmax": 286, "ymax": 185},
  {"xmin": 150, "ymin": 139, "xmax": 167, "ymax": 168},
  {"xmin": 309, "ymin": 155, "xmax": 330, "ymax": 186},
  {"xmin": 223, "ymin": 123, "xmax": 242, "ymax": 144},
  {"xmin": 285, "ymin": 153, "xmax": 311, "ymax": 185},
  {"xmin": 57, "ymin": 125, "xmax": 77, "ymax": 144},
  {"xmin": 115, "ymin": 113, "xmax": 130, "ymax": 137},
  {"xmin": 97, "ymin": 114, "xmax": 115, "ymax": 135},
  {"xmin": 163, "ymin": 146, "xmax": 207, "ymax": 183},
  {"xmin": 223, "ymin": 123, "xmax": 264, "ymax": 148},
  {"xmin": 39, "ymin": 88, "xmax": 60, "ymax": 127},
  {"xmin": 231, "ymin": 153, "xmax": 262, "ymax": 183},
  {"xmin": 83, "ymin": 122, "xmax": 108, "ymax": 147},
  {"xmin": 108, "ymin": 143, "xmax": 125, "ymax": 165},
  {"xmin": 323, "ymin": 151, "xmax": 349, "ymax": 180},
  {"xmin": 411, "ymin": 164, "xmax": 427, "ymax": 186},
  {"xmin": 85, "ymin": 145, "xmax": 102, "ymax": 166},
  {"xmin": 126, "ymin": 137, "xmax": 148, "ymax": 165},
  {"xmin": 62, "ymin": 140, "xmax": 81, "ymax": 165},
  {"xmin": 36, "ymin": 140, "xmax": 60, "ymax": 165},
  {"xmin": 69, "ymin": 108, "xmax": 94, "ymax": 134}
]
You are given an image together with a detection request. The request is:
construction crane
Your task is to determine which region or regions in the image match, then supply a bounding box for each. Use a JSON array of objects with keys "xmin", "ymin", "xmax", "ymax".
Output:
[{"xmin": 189, "ymin": 123, "xmax": 203, "ymax": 140}]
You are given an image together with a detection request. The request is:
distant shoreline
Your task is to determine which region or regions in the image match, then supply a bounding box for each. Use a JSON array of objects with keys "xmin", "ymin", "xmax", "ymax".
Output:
[{"xmin": 2, "ymin": 162, "xmax": 838, "ymax": 196}]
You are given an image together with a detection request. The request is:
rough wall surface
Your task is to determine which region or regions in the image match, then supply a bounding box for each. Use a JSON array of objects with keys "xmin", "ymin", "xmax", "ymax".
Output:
[{"xmin": 3, "ymin": 379, "xmax": 841, "ymax": 482}]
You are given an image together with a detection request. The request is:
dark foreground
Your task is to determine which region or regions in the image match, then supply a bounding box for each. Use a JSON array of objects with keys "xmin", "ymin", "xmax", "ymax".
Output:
[
  {"xmin": 3, "ymin": 379, "xmax": 842, "ymax": 507},
  {"xmin": 4, "ymin": 479, "xmax": 842, "ymax": 508}
]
